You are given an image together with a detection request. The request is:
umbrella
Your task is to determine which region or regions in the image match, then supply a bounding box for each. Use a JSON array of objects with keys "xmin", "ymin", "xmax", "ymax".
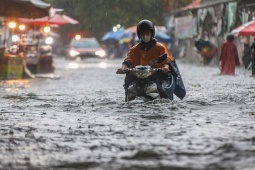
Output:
[
  {"xmin": 231, "ymin": 20, "xmax": 255, "ymax": 36},
  {"xmin": 101, "ymin": 30, "xmax": 124, "ymax": 41},
  {"xmin": 20, "ymin": 14, "xmax": 79, "ymax": 26},
  {"xmin": 155, "ymin": 31, "xmax": 173, "ymax": 43},
  {"xmin": 0, "ymin": 0, "xmax": 51, "ymax": 18},
  {"xmin": 61, "ymin": 15, "xmax": 79, "ymax": 25},
  {"xmin": 131, "ymin": 31, "xmax": 173, "ymax": 44},
  {"xmin": 125, "ymin": 26, "xmax": 136, "ymax": 33},
  {"xmin": 124, "ymin": 25, "xmax": 167, "ymax": 34},
  {"xmin": 124, "ymin": 25, "xmax": 173, "ymax": 43}
]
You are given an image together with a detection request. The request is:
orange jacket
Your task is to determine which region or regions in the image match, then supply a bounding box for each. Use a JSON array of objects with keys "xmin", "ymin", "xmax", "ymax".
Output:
[{"xmin": 124, "ymin": 42, "xmax": 174, "ymax": 68}]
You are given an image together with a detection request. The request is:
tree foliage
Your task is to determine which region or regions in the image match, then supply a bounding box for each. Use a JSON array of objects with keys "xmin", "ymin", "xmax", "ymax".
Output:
[
  {"xmin": 46, "ymin": 0, "xmax": 166, "ymax": 40},
  {"xmin": 45, "ymin": 0, "xmax": 193, "ymax": 40}
]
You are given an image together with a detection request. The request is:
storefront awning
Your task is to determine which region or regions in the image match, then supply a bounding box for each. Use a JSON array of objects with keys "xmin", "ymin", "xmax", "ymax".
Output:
[
  {"xmin": 174, "ymin": 0, "xmax": 236, "ymax": 14},
  {"xmin": 0, "ymin": 0, "xmax": 51, "ymax": 18}
]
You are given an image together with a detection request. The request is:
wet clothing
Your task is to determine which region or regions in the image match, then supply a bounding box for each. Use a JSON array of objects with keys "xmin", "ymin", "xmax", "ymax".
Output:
[
  {"xmin": 123, "ymin": 39, "xmax": 174, "ymax": 68},
  {"xmin": 250, "ymin": 42, "xmax": 255, "ymax": 76},
  {"xmin": 250, "ymin": 42, "xmax": 255, "ymax": 57},
  {"xmin": 195, "ymin": 38, "xmax": 211, "ymax": 51},
  {"xmin": 195, "ymin": 38, "xmax": 217, "ymax": 65},
  {"xmin": 242, "ymin": 44, "xmax": 251, "ymax": 69},
  {"xmin": 219, "ymin": 41, "xmax": 240, "ymax": 75},
  {"xmin": 123, "ymin": 38, "xmax": 186, "ymax": 100}
]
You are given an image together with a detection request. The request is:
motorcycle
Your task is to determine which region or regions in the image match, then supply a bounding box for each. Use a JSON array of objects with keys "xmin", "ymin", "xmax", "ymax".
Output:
[
  {"xmin": 117, "ymin": 53, "xmax": 175, "ymax": 102},
  {"xmin": 37, "ymin": 43, "xmax": 55, "ymax": 73}
]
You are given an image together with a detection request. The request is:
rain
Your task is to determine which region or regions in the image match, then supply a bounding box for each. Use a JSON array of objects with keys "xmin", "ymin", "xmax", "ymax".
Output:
[{"xmin": 1, "ymin": 0, "xmax": 255, "ymax": 170}]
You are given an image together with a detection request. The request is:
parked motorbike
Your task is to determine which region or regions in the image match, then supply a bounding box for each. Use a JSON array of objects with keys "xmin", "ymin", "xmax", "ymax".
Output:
[
  {"xmin": 37, "ymin": 41, "xmax": 54, "ymax": 73},
  {"xmin": 117, "ymin": 53, "xmax": 175, "ymax": 102}
]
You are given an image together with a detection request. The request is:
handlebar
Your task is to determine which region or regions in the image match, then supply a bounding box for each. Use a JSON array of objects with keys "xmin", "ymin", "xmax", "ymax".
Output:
[{"xmin": 116, "ymin": 67, "xmax": 162, "ymax": 74}]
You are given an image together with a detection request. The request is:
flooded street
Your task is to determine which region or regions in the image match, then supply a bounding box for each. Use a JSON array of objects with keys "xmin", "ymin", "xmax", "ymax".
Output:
[{"xmin": 0, "ymin": 57, "xmax": 255, "ymax": 170}]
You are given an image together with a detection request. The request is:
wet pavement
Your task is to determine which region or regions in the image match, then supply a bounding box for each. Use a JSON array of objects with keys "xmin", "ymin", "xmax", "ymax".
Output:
[{"xmin": 0, "ymin": 57, "xmax": 255, "ymax": 170}]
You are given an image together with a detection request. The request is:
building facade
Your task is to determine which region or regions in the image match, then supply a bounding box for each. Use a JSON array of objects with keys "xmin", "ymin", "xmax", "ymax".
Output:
[{"xmin": 168, "ymin": 0, "xmax": 255, "ymax": 65}]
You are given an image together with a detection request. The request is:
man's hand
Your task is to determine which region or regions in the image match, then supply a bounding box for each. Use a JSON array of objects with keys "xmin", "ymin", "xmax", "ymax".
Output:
[
  {"xmin": 161, "ymin": 64, "xmax": 170, "ymax": 73},
  {"xmin": 116, "ymin": 64, "xmax": 129, "ymax": 74},
  {"xmin": 122, "ymin": 64, "xmax": 129, "ymax": 70}
]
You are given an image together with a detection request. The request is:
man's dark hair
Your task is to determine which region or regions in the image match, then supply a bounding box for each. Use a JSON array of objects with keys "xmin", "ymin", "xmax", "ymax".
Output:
[{"xmin": 227, "ymin": 34, "xmax": 234, "ymax": 42}]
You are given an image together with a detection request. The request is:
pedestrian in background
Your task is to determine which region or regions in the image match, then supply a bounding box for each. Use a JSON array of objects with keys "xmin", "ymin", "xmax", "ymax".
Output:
[
  {"xmin": 194, "ymin": 34, "xmax": 217, "ymax": 66},
  {"xmin": 241, "ymin": 37, "xmax": 251, "ymax": 69},
  {"xmin": 250, "ymin": 37, "xmax": 255, "ymax": 76},
  {"xmin": 218, "ymin": 34, "xmax": 240, "ymax": 75}
]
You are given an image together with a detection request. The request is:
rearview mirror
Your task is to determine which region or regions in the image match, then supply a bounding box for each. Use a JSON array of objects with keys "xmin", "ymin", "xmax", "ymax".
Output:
[{"xmin": 157, "ymin": 53, "xmax": 167, "ymax": 63}]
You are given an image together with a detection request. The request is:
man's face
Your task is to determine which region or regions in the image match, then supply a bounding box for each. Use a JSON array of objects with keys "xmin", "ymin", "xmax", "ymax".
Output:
[
  {"xmin": 140, "ymin": 29, "xmax": 151, "ymax": 43},
  {"xmin": 140, "ymin": 30, "xmax": 151, "ymax": 37}
]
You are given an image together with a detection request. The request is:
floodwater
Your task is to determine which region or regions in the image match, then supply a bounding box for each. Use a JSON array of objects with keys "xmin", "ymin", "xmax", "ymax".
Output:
[{"xmin": 0, "ymin": 57, "xmax": 255, "ymax": 170}]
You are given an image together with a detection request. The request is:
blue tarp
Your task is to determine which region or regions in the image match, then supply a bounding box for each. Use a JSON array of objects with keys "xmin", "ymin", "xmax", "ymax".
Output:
[
  {"xmin": 101, "ymin": 29, "xmax": 174, "ymax": 44},
  {"xmin": 155, "ymin": 31, "xmax": 174, "ymax": 43},
  {"xmin": 101, "ymin": 30, "xmax": 124, "ymax": 41},
  {"xmin": 134, "ymin": 31, "xmax": 174, "ymax": 44}
]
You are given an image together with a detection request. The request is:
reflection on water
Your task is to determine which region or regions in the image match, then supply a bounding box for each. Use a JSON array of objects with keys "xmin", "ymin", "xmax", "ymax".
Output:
[
  {"xmin": 67, "ymin": 62, "xmax": 79, "ymax": 69},
  {"xmin": 1, "ymin": 58, "xmax": 255, "ymax": 170},
  {"xmin": 98, "ymin": 62, "xmax": 108, "ymax": 69},
  {"xmin": 0, "ymin": 79, "xmax": 31, "ymax": 93},
  {"xmin": 66, "ymin": 58, "xmax": 121, "ymax": 69}
]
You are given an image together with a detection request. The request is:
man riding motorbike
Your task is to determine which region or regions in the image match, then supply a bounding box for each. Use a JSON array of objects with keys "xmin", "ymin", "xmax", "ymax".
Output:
[{"xmin": 117, "ymin": 19, "xmax": 186, "ymax": 101}]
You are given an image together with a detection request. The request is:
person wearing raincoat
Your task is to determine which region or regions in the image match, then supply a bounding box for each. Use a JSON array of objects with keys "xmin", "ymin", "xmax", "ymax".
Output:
[
  {"xmin": 250, "ymin": 38, "xmax": 255, "ymax": 76},
  {"xmin": 117, "ymin": 19, "xmax": 186, "ymax": 100},
  {"xmin": 241, "ymin": 37, "xmax": 251, "ymax": 69},
  {"xmin": 219, "ymin": 34, "xmax": 240, "ymax": 75}
]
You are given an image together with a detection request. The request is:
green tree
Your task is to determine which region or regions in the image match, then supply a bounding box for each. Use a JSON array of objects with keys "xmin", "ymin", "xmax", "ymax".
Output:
[{"xmin": 46, "ymin": 0, "xmax": 166, "ymax": 40}]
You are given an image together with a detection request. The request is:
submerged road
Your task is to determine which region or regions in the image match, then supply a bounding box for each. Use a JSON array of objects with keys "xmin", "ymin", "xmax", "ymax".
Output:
[{"xmin": 0, "ymin": 57, "xmax": 255, "ymax": 170}]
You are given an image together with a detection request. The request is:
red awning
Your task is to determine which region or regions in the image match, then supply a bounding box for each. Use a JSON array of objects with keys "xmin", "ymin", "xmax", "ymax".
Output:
[
  {"xmin": 231, "ymin": 20, "xmax": 255, "ymax": 36},
  {"xmin": 182, "ymin": 0, "xmax": 201, "ymax": 11},
  {"xmin": 20, "ymin": 14, "xmax": 78, "ymax": 26}
]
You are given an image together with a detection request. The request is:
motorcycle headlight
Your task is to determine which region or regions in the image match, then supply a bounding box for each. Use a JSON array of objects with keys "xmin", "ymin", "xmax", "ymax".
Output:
[
  {"xmin": 95, "ymin": 50, "xmax": 106, "ymax": 58},
  {"xmin": 69, "ymin": 49, "xmax": 80, "ymax": 57}
]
